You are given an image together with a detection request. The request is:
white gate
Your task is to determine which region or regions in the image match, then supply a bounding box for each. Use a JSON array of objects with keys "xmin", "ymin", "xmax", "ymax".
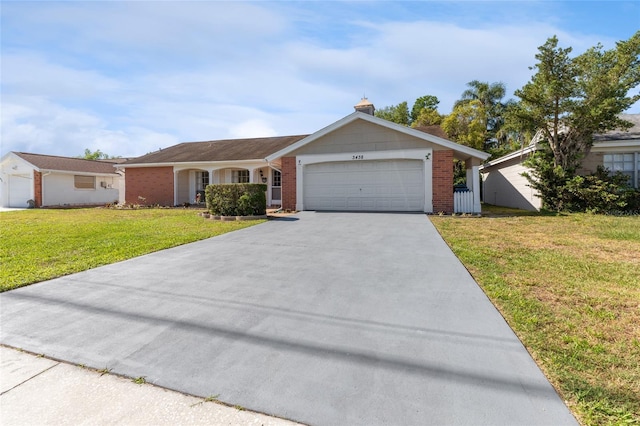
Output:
[{"xmin": 454, "ymin": 191, "xmax": 475, "ymax": 213}]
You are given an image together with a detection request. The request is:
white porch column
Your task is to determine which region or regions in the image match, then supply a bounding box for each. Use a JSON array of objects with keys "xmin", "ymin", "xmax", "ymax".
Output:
[
  {"xmin": 423, "ymin": 150, "xmax": 433, "ymax": 213},
  {"xmin": 248, "ymin": 167, "xmax": 255, "ymax": 183},
  {"xmin": 296, "ymin": 160, "xmax": 304, "ymax": 211},
  {"xmin": 466, "ymin": 165, "xmax": 481, "ymax": 213},
  {"xmin": 173, "ymin": 168, "xmax": 179, "ymax": 206}
]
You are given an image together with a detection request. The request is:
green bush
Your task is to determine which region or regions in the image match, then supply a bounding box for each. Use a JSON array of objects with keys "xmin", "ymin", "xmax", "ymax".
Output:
[
  {"xmin": 205, "ymin": 184, "xmax": 267, "ymax": 216},
  {"xmin": 565, "ymin": 166, "xmax": 637, "ymax": 213},
  {"xmin": 523, "ymin": 144, "xmax": 639, "ymax": 214}
]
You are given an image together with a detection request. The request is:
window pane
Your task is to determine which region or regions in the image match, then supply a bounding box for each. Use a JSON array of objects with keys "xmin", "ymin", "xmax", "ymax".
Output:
[
  {"xmin": 74, "ymin": 175, "xmax": 95, "ymax": 189},
  {"xmin": 232, "ymin": 170, "xmax": 249, "ymax": 183},
  {"xmin": 604, "ymin": 154, "xmax": 613, "ymax": 162}
]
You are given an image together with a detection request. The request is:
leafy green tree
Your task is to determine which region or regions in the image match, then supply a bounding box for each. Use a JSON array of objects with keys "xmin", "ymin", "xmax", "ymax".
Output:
[
  {"xmin": 377, "ymin": 95, "xmax": 443, "ymax": 127},
  {"xmin": 455, "ymin": 80, "xmax": 507, "ymax": 145},
  {"xmin": 412, "ymin": 108, "xmax": 444, "ymax": 127},
  {"xmin": 411, "ymin": 95, "xmax": 440, "ymax": 122},
  {"xmin": 375, "ymin": 101, "xmax": 410, "ymax": 126},
  {"xmin": 81, "ymin": 149, "xmax": 113, "ymax": 160},
  {"xmin": 510, "ymin": 32, "xmax": 640, "ymax": 170},
  {"xmin": 441, "ymin": 99, "xmax": 487, "ymax": 150},
  {"xmin": 512, "ymin": 31, "xmax": 640, "ymax": 210}
]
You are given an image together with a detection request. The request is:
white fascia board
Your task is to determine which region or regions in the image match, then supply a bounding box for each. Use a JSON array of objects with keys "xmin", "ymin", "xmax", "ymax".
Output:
[
  {"xmin": 592, "ymin": 139, "xmax": 640, "ymax": 151},
  {"xmin": 357, "ymin": 113, "xmax": 491, "ymax": 161},
  {"xmin": 120, "ymin": 159, "xmax": 267, "ymax": 169},
  {"xmin": 265, "ymin": 113, "xmax": 361, "ymax": 162},
  {"xmin": 0, "ymin": 152, "xmax": 38, "ymax": 172},
  {"xmin": 480, "ymin": 145, "xmax": 537, "ymax": 170},
  {"xmin": 266, "ymin": 112, "xmax": 490, "ymax": 162},
  {"xmin": 40, "ymin": 169, "xmax": 120, "ymax": 177}
]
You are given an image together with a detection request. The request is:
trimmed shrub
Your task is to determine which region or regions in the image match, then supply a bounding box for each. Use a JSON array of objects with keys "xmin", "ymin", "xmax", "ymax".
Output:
[
  {"xmin": 564, "ymin": 167, "xmax": 636, "ymax": 213},
  {"xmin": 205, "ymin": 184, "xmax": 267, "ymax": 216}
]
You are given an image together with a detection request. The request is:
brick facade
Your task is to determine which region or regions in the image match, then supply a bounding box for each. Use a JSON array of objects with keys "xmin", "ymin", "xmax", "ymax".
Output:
[
  {"xmin": 33, "ymin": 170, "xmax": 42, "ymax": 208},
  {"xmin": 125, "ymin": 167, "xmax": 174, "ymax": 206},
  {"xmin": 281, "ymin": 156, "xmax": 297, "ymax": 211},
  {"xmin": 432, "ymin": 150, "xmax": 454, "ymax": 213}
]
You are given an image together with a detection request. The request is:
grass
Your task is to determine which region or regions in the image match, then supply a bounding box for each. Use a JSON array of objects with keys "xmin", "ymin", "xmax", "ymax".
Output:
[
  {"xmin": 132, "ymin": 376, "xmax": 146, "ymax": 385},
  {"xmin": 431, "ymin": 207, "xmax": 640, "ymax": 426},
  {"xmin": 0, "ymin": 208, "xmax": 265, "ymax": 292}
]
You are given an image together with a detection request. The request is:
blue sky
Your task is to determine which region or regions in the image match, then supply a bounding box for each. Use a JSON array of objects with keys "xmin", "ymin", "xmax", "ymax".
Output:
[{"xmin": 1, "ymin": 1, "xmax": 639, "ymax": 158}]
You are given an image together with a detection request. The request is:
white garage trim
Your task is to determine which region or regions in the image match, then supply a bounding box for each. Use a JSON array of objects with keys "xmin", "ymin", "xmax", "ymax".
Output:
[{"xmin": 296, "ymin": 149, "xmax": 433, "ymax": 212}]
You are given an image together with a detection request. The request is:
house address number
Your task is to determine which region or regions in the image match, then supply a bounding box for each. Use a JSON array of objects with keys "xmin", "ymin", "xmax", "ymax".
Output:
[{"xmin": 352, "ymin": 155, "xmax": 364, "ymax": 160}]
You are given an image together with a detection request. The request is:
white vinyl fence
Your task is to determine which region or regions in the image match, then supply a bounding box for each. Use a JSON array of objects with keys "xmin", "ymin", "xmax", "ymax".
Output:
[{"xmin": 454, "ymin": 191, "xmax": 475, "ymax": 213}]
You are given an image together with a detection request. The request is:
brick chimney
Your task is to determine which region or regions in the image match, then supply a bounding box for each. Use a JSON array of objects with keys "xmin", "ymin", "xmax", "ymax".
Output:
[{"xmin": 354, "ymin": 97, "xmax": 375, "ymax": 115}]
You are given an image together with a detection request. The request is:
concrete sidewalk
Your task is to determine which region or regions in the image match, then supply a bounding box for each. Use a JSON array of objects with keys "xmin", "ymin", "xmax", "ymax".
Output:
[{"xmin": 0, "ymin": 345, "xmax": 300, "ymax": 425}]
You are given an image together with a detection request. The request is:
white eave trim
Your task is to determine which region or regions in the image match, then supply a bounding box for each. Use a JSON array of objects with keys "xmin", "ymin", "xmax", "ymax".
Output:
[
  {"xmin": 480, "ymin": 145, "xmax": 537, "ymax": 169},
  {"xmin": 480, "ymin": 137, "xmax": 640, "ymax": 170},
  {"xmin": 265, "ymin": 112, "xmax": 490, "ymax": 162},
  {"xmin": 119, "ymin": 159, "xmax": 268, "ymax": 168},
  {"xmin": 591, "ymin": 139, "xmax": 640, "ymax": 150},
  {"xmin": 39, "ymin": 169, "xmax": 120, "ymax": 177}
]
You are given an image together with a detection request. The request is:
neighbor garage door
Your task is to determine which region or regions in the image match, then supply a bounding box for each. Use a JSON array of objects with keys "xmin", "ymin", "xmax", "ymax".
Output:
[
  {"xmin": 303, "ymin": 160, "xmax": 425, "ymax": 211},
  {"xmin": 8, "ymin": 174, "xmax": 32, "ymax": 208}
]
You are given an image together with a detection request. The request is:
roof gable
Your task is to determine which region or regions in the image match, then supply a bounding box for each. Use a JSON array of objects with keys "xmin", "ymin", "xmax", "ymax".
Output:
[
  {"xmin": 266, "ymin": 112, "xmax": 490, "ymax": 162},
  {"xmin": 8, "ymin": 152, "xmax": 120, "ymax": 175},
  {"xmin": 122, "ymin": 135, "xmax": 308, "ymax": 166}
]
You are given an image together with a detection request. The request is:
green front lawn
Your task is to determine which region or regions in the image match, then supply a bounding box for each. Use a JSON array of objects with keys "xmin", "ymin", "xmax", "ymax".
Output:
[
  {"xmin": 2, "ymin": 206, "xmax": 638, "ymax": 424},
  {"xmin": 431, "ymin": 209, "xmax": 640, "ymax": 426},
  {"xmin": 0, "ymin": 208, "xmax": 265, "ymax": 292}
]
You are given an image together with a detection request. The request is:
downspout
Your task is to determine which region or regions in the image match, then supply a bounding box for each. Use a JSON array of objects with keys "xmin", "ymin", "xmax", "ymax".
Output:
[{"xmin": 40, "ymin": 170, "xmax": 52, "ymax": 207}]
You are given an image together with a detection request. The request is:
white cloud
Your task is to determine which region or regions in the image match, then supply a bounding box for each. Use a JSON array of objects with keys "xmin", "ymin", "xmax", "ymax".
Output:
[
  {"xmin": 2, "ymin": 53, "xmax": 121, "ymax": 99},
  {"xmin": 0, "ymin": 96, "xmax": 177, "ymax": 158},
  {"xmin": 1, "ymin": 1, "xmax": 637, "ymax": 159},
  {"xmin": 229, "ymin": 119, "xmax": 278, "ymax": 139}
]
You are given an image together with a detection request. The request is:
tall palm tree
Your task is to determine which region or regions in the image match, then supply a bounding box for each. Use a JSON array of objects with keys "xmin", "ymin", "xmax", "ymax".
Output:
[{"xmin": 454, "ymin": 80, "xmax": 507, "ymax": 147}]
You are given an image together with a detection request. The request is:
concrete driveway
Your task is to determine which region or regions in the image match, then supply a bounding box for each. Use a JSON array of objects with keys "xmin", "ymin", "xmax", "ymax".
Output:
[{"xmin": 0, "ymin": 212, "xmax": 576, "ymax": 425}]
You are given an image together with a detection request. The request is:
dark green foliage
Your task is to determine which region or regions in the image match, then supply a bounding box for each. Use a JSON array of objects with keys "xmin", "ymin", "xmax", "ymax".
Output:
[
  {"xmin": 375, "ymin": 101, "xmax": 410, "ymax": 126},
  {"xmin": 411, "ymin": 95, "xmax": 439, "ymax": 122},
  {"xmin": 565, "ymin": 167, "xmax": 640, "ymax": 214},
  {"xmin": 522, "ymin": 143, "xmax": 578, "ymax": 211},
  {"xmin": 523, "ymin": 145, "xmax": 639, "ymax": 213},
  {"xmin": 510, "ymin": 32, "xmax": 640, "ymax": 170},
  {"xmin": 205, "ymin": 184, "xmax": 267, "ymax": 216}
]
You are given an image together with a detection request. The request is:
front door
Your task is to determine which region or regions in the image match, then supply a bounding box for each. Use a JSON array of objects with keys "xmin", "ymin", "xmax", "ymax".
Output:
[{"xmin": 271, "ymin": 169, "xmax": 282, "ymax": 205}]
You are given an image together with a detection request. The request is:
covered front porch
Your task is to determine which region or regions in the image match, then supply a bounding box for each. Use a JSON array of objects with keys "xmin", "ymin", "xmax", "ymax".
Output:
[{"xmin": 173, "ymin": 162, "xmax": 282, "ymax": 207}]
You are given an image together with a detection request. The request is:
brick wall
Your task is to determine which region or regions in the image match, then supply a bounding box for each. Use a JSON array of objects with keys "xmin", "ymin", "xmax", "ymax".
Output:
[
  {"xmin": 281, "ymin": 157, "xmax": 297, "ymax": 211},
  {"xmin": 432, "ymin": 150, "xmax": 454, "ymax": 213},
  {"xmin": 33, "ymin": 170, "xmax": 42, "ymax": 207},
  {"xmin": 125, "ymin": 167, "xmax": 174, "ymax": 206}
]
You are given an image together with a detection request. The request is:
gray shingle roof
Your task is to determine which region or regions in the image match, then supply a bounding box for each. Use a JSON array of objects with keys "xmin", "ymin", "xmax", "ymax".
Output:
[
  {"xmin": 594, "ymin": 114, "xmax": 640, "ymax": 141},
  {"xmin": 14, "ymin": 152, "xmax": 120, "ymax": 175},
  {"xmin": 122, "ymin": 135, "xmax": 309, "ymax": 165}
]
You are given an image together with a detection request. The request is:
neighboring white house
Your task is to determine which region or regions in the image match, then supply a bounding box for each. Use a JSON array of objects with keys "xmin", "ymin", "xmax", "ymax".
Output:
[
  {"xmin": 480, "ymin": 114, "xmax": 640, "ymax": 211},
  {"xmin": 0, "ymin": 152, "xmax": 123, "ymax": 208}
]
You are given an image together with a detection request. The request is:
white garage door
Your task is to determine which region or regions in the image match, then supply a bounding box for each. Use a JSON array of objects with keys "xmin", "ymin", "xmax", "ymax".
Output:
[
  {"xmin": 303, "ymin": 160, "xmax": 425, "ymax": 211},
  {"xmin": 9, "ymin": 174, "xmax": 32, "ymax": 208}
]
